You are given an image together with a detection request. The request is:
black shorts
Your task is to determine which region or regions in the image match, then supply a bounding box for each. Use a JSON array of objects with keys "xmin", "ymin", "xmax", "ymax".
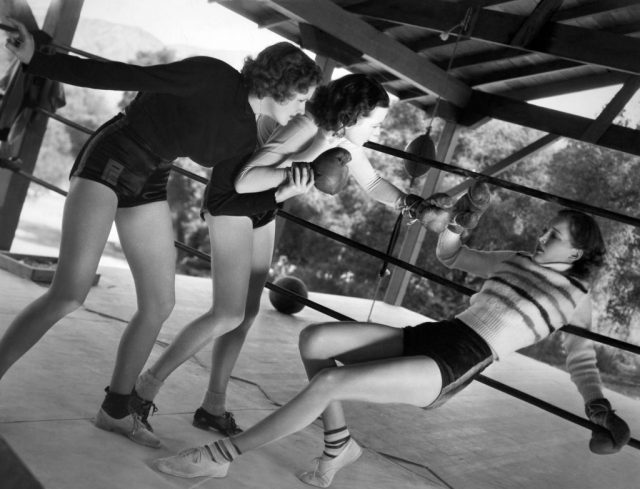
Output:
[
  {"xmin": 403, "ymin": 318, "xmax": 493, "ymax": 409},
  {"xmin": 200, "ymin": 209, "xmax": 277, "ymax": 229},
  {"xmin": 249, "ymin": 209, "xmax": 277, "ymax": 229},
  {"xmin": 70, "ymin": 114, "xmax": 173, "ymax": 208}
]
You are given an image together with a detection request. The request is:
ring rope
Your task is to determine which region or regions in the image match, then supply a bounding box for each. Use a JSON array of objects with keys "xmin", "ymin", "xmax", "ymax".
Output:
[
  {"xmin": 1, "ymin": 156, "xmax": 638, "ymax": 452},
  {"xmin": 365, "ymin": 141, "xmax": 640, "ymax": 228},
  {"xmin": 2, "ymin": 152, "xmax": 638, "ymax": 354}
]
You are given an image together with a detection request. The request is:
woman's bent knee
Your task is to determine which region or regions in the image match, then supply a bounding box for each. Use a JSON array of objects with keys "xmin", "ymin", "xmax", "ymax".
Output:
[{"xmin": 299, "ymin": 323, "xmax": 332, "ymax": 359}]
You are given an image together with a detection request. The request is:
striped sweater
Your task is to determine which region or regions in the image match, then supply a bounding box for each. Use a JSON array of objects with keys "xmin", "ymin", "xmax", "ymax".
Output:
[
  {"xmin": 457, "ymin": 253, "xmax": 588, "ymax": 359},
  {"xmin": 437, "ymin": 229, "xmax": 604, "ymax": 402}
]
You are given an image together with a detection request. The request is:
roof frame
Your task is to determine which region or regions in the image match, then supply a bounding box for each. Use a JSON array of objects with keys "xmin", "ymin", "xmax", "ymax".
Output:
[{"xmin": 349, "ymin": 0, "xmax": 640, "ymax": 75}]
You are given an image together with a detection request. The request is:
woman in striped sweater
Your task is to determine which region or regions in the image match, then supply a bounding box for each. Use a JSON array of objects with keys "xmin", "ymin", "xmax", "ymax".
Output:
[{"xmin": 154, "ymin": 203, "xmax": 630, "ymax": 486}]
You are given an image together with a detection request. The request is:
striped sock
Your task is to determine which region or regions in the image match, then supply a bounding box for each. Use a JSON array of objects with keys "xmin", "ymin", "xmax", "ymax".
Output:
[
  {"xmin": 323, "ymin": 426, "xmax": 351, "ymax": 459},
  {"xmin": 203, "ymin": 438, "xmax": 241, "ymax": 463}
]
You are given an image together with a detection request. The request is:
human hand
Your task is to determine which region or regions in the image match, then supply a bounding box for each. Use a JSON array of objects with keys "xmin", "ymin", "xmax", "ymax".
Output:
[
  {"xmin": 2, "ymin": 18, "xmax": 36, "ymax": 64},
  {"xmin": 274, "ymin": 162, "xmax": 314, "ymax": 202},
  {"xmin": 586, "ymin": 398, "xmax": 631, "ymax": 454}
]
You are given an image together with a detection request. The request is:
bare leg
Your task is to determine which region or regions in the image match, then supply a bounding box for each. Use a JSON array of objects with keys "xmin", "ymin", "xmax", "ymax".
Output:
[
  {"xmin": 298, "ymin": 321, "xmax": 405, "ymax": 433},
  {"xmin": 232, "ymin": 350, "xmax": 441, "ymax": 453},
  {"xmin": 206, "ymin": 221, "xmax": 275, "ymax": 397},
  {"xmin": 0, "ymin": 178, "xmax": 116, "ymax": 379},
  {"xmin": 109, "ymin": 201, "xmax": 176, "ymax": 394},
  {"xmin": 147, "ymin": 215, "xmax": 255, "ymax": 382}
]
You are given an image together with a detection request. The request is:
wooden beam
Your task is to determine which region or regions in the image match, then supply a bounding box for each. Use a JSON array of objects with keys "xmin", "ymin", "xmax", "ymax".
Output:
[
  {"xmin": 498, "ymin": 72, "xmax": 631, "ymax": 101},
  {"xmin": 350, "ymin": 0, "xmax": 640, "ymax": 75},
  {"xmin": 264, "ymin": 0, "xmax": 472, "ymax": 107},
  {"xmin": 510, "ymin": 0, "xmax": 564, "ymax": 47},
  {"xmin": 581, "ymin": 76, "xmax": 640, "ymax": 143},
  {"xmin": 463, "ymin": 90, "xmax": 640, "ymax": 157},
  {"xmin": 298, "ymin": 23, "xmax": 363, "ymax": 66},
  {"xmin": 0, "ymin": 0, "xmax": 85, "ymax": 251},
  {"xmin": 383, "ymin": 121, "xmax": 461, "ymax": 306}
]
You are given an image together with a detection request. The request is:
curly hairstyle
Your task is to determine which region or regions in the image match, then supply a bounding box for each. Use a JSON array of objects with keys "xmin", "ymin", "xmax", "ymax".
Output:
[
  {"xmin": 557, "ymin": 209, "xmax": 606, "ymax": 282},
  {"xmin": 306, "ymin": 74, "xmax": 390, "ymax": 133},
  {"xmin": 241, "ymin": 42, "xmax": 322, "ymax": 103}
]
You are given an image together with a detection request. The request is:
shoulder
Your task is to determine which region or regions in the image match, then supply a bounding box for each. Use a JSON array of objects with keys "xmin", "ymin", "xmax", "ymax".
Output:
[{"xmin": 179, "ymin": 56, "xmax": 240, "ymax": 80}]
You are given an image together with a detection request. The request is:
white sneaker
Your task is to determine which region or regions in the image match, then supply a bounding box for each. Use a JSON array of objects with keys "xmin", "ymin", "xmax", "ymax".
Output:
[
  {"xmin": 297, "ymin": 439, "xmax": 363, "ymax": 488},
  {"xmin": 154, "ymin": 446, "xmax": 230, "ymax": 478},
  {"xmin": 94, "ymin": 408, "xmax": 161, "ymax": 448}
]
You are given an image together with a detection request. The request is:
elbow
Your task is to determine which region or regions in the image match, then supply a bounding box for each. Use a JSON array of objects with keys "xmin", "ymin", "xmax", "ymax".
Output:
[{"xmin": 234, "ymin": 175, "xmax": 250, "ymax": 194}]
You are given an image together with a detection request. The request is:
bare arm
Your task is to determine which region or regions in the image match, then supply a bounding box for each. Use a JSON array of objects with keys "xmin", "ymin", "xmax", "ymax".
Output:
[
  {"xmin": 436, "ymin": 228, "xmax": 515, "ymax": 278},
  {"xmin": 343, "ymin": 141, "xmax": 406, "ymax": 206},
  {"xmin": 235, "ymin": 115, "xmax": 327, "ymax": 193}
]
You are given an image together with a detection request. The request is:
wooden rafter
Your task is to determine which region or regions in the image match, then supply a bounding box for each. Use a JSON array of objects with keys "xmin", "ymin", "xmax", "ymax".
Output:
[
  {"xmin": 461, "ymin": 90, "xmax": 640, "ymax": 156},
  {"xmin": 350, "ymin": 0, "xmax": 640, "ymax": 75},
  {"xmin": 263, "ymin": 0, "xmax": 472, "ymax": 107}
]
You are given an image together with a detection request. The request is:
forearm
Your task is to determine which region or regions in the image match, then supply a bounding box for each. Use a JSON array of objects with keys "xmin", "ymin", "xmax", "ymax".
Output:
[
  {"xmin": 365, "ymin": 177, "xmax": 405, "ymax": 206},
  {"xmin": 235, "ymin": 166, "xmax": 289, "ymax": 193},
  {"xmin": 563, "ymin": 332, "xmax": 604, "ymax": 402}
]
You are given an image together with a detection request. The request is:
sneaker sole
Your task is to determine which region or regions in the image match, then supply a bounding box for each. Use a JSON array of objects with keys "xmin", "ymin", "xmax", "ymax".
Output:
[
  {"xmin": 95, "ymin": 412, "xmax": 162, "ymax": 449},
  {"xmin": 192, "ymin": 417, "xmax": 243, "ymax": 436},
  {"xmin": 154, "ymin": 458, "xmax": 229, "ymax": 478}
]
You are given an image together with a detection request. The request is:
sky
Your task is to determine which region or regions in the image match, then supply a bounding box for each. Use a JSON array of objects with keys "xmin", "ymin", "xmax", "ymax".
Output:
[{"xmin": 23, "ymin": 0, "xmax": 639, "ymax": 123}]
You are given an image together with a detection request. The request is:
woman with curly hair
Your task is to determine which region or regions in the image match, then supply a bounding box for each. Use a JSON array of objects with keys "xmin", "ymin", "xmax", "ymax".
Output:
[
  {"xmin": 133, "ymin": 74, "xmax": 452, "ymax": 439},
  {"xmin": 153, "ymin": 207, "xmax": 630, "ymax": 486},
  {"xmin": 1, "ymin": 18, "xmax": 321, "ymax": 448}
]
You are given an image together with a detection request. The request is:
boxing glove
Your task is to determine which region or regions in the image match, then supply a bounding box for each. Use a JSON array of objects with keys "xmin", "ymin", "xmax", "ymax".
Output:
[
  {"xmin": 585, "ymin": 398, "xmax": 631, "ymax": 454},
  {"xmin": 448, "ymin": 180, "xmax": 492, "ymax": 234},
  {"xmin": 311, "ymin": 147, "xmax": 352, "ymax": 195},
  {"xmin": 402, "ymin": 193, "xmax": 455, "ymax": 233}
]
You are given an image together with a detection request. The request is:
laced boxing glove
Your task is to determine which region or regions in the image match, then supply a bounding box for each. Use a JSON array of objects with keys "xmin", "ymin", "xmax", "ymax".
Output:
[
  {"xmin": 448, "ymin": 180, "xmax": 492, "ymax": 234},
  {"xmin": 401, "ymin": 193, "xmax": 455, "ymax": 233},
  {"xmin": 585, "ymin": 398, "xmax": 631, "ymax": 454},
  {"xmin": 310, "ymin": 147, "xmax": 352, "ymax": 195}
]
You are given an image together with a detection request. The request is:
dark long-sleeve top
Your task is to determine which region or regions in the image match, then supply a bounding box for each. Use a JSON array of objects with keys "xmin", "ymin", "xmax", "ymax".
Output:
[{"xmin": 25, "ymin": 50, "xmax": 278, "ymax": 214}]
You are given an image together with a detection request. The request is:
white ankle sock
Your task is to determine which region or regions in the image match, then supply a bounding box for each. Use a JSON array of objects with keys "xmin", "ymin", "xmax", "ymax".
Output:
[
  {"xmin": 202, "ymin": 389, "xmax": 226, "ymax": 416},
  {"xmin": 135, "ymin": 369, "xmax": 164, "ymax": 401}
]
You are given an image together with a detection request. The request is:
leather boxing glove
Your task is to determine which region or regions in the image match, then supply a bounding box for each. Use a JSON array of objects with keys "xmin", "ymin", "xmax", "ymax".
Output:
[
  {"xmin": 402, "ymin": 193, "xmax": 455, "ymax": 233},
  {"xmin": 448, "ymin": 180, "xmax": 492, "ymax": 234},
  {"xmin": 585, "ymin": 398, "xmax": 631, "ymax": 454},
  {"xmin": 311, "ymin": 147, "xmax": 352, "ymax": 195}
]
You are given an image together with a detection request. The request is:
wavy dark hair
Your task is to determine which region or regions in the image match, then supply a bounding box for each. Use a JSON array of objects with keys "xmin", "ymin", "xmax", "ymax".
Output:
[
  {"xmin": 306, "ymin": 74, "xmax": 390, "ymax": 133},
  {"xmin": 241, "ymin": 42, "xmax": 321, "ymax": 102},
  {"xmin": 557, "ymin": 209, "xmax": 606, "ymax": 282}
]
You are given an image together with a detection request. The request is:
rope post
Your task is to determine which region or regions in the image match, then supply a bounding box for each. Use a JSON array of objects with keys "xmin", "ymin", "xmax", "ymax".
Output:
[{"xmin": 0, "ymin": 0, "xmax": 84, "ymax": 251}]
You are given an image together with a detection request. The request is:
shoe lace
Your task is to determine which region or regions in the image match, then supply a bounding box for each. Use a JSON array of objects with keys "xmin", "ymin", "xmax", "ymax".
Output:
[
  {"xmin": 223, "ymin": 411, "xmax": 238, "ymax": 430},
  {"xmin": 175, "ymin": 446, "xmax": 206, "ymax": 464}
]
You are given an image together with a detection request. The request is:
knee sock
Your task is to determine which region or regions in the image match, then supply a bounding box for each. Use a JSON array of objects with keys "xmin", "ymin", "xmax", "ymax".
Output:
[
  {"xmin": 101, "ymin": 388, "xmax": 130, "ymax": 419},
  {"xmin": 135, "ymin": 369, "xmax": 164, "ymax": 401},
  {"xmin": 203, "ymin": 438, "xmax": 241, "ymax": 463},
  {"xmin": 323, "ymin": 426, "xmax": 351, "ymax": 459},
  {"xmin": 202, "ymin": 389, "xmax": 226, "ymax": 416}
]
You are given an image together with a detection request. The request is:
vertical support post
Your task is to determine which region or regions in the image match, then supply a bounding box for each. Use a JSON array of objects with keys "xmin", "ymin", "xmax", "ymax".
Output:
[
  {"xmin": 0, "ymin": 0, "xmax": 84, "ymax": 250},
  {"xmin": 382, "ymin": 120, "xmax": 461, "ymax": 306}
]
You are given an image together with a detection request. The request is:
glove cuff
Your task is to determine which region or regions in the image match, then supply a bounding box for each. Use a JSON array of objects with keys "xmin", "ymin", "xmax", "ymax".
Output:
[{"xmin": 585, "ymin": 397, "xmax": 612, "ymax": 419}]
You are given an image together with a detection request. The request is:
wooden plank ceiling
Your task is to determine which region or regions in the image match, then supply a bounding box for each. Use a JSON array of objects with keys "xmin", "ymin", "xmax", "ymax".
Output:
[{"xmin": 214, "ymin": 0, "xmax": 640, "ymax": 157}]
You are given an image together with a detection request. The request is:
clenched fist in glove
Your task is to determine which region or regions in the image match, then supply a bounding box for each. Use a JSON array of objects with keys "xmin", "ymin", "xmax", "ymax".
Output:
[
  {"xmin": 448, "ymin": 180, "xmax": 492, "ymax": 234},
  {"xmin": 585, "ymin": 398, "xmax": 631, "ymax": 454},
  {"xmin": 401, "ymin": 193, "xmax": 456, "ymax": 233},
  {"xmin": 311, "ymin": 147, "xmax": 352, "ymax": 195}
]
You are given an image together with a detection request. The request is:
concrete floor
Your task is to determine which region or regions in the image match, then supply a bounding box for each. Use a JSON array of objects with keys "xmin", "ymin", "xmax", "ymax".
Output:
[{"xmin": 0, "ymin": 265, "xmax": 639, "ymax": 489}]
